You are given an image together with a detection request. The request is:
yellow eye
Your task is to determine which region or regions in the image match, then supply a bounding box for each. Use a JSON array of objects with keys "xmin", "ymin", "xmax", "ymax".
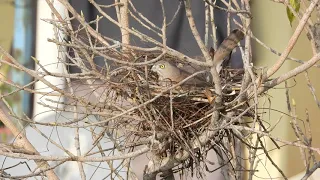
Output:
[{"xmin": 159, "ymin": 64, "xmax": 165, "ymax": 69}]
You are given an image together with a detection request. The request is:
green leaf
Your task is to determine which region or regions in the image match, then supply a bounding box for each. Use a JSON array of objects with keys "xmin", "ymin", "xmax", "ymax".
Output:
[{"xmin": 286, "ymin": 0, "xmax": 301, "ymax": 26}]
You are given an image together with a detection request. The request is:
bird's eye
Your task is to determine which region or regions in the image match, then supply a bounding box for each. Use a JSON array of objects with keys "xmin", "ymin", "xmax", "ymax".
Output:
[{"xmin": 159, "ymin": 64, "xmax": 165, "ymax": 69}]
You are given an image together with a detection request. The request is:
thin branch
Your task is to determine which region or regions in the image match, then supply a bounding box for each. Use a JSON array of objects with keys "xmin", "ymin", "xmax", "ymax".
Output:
[{"xmin": 265, "ymin": 0, "xmax": 319, "ymax": 79}]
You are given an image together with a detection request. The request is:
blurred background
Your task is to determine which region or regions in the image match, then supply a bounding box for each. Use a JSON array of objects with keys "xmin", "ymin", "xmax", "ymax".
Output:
[{"xmin": 0, "ymin": 0, "xmax": 319, "ymax": 179}]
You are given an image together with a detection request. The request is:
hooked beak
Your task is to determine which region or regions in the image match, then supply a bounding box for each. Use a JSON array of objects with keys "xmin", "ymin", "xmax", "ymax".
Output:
[{"xmin": 151, "ymin": 65, "xmax": 157, "ymax": 72}]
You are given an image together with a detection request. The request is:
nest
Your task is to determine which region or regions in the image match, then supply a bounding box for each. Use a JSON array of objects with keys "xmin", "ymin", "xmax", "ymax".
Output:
[{"xmin": 98, "ymin": 51, "xmax": 246, "ymax": 173}]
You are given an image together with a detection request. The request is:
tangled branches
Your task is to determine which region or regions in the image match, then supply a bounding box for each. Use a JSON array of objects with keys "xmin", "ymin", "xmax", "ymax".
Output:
[{"xmin": 0, "ymin": 0, "xmax": 320, "ymax": 180}]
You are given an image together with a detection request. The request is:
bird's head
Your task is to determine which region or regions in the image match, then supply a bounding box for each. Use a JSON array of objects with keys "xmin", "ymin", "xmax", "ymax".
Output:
[{"xmin": 151, "ymin": 60, "xmax": 181, "ymax": 81}]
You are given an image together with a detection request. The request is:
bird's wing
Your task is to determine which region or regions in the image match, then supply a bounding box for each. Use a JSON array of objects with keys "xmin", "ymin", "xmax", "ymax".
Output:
[{"xmin": 176, "ymin": 66, "xmax": 212, "ymax": 86}]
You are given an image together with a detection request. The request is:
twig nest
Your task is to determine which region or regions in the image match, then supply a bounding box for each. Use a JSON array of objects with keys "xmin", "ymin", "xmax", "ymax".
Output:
[{"xmin": 106, "ymin": 52, "xmax": 245, "ymax": 156}]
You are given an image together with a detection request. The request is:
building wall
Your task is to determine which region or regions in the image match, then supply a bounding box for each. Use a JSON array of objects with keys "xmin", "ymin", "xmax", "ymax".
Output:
[
  {"xmin": 0, "ymin": 2, "xmax": 14, "ymax": 52},
  {"xmin": 252, "ymin": 0, "xmax": 320, "ymax": 178}
]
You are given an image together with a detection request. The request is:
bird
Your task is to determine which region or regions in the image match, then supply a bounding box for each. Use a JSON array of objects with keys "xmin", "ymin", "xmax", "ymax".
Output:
[
  {"xmin": 151, "ymin": 60, "xmax": 211, "ymax": 86},
  {"xmin": 151, "ymin": 29, "xmax": 244, "ymax": 86}
]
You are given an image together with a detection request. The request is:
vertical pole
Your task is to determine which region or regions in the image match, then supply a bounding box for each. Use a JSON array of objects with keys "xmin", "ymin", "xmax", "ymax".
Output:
[{"xmin": 33, "ymin": 1, "xmax": 66, "ymax": 120}]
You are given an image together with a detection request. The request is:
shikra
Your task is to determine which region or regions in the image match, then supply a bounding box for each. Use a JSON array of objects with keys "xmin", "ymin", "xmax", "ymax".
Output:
[{"xmin": 151, "ymin": 29, "xmax": 244, "ymax": 86}]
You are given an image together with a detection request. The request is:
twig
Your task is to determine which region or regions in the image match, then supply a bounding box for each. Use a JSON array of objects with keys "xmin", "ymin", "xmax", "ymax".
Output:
[
  {"xmin": 119, "ymin": 0, "xmax": 130, "ymax": 52},
  {"xmin": 305, "ymin": 71, "xmax": 320, "ymax": 108},
  {"xmin": 257, "ymin": 53, "xmax": 320, "ymax": 95},
  {"xmin": 301, "ymin": 161, "xmax": 320, "ymax": 180},
  {"xmin": 228, "ymin": 125, "xmax": 320, "ymax": 154},
  {"xmin": 264, "ymin": 0, "xmax": 319, "ymax": 79},
  {"xmin": 0, "ymin": 106, "xmax": 58, "ymax": 179}
]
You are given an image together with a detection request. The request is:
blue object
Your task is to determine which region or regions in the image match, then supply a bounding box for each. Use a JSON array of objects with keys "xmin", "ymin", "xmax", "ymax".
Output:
[{"xmin": 12, "ymin": 0, "xmax": 36, "ymax": 117}]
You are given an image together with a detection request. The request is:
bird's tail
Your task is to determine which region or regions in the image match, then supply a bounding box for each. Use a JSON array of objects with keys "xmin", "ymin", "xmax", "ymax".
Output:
[{"xmin": 213, "ymin": 29, "xmax": 245, "ymax": 73}]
